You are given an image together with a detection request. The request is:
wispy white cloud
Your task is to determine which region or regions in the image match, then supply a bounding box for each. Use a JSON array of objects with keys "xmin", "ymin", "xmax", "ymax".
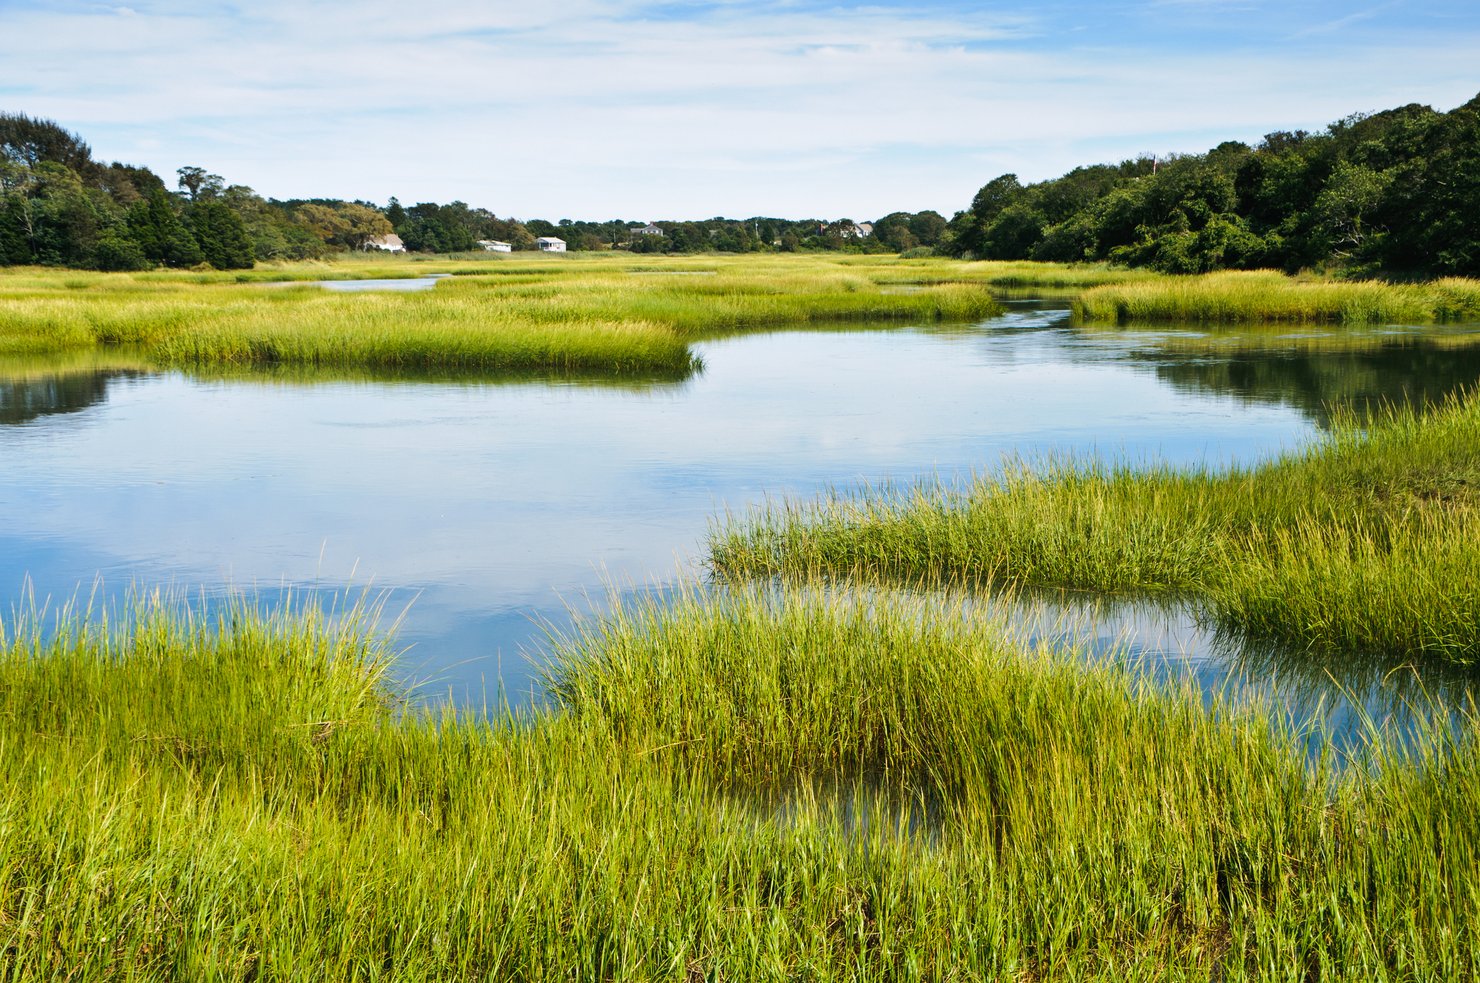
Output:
[
  {"xmin": 1287, "ymin": 1, "xmax": 1401, "ymax": 39},
  {"xmin": 2, "ymin": 0, "xmax": 1477, "ymax": 218}
]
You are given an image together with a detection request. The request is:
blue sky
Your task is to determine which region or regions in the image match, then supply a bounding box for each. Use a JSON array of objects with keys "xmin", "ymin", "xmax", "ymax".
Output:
[{"xmin": 2, "ymin": 0, "xmax": 1477, "ymax": 221}]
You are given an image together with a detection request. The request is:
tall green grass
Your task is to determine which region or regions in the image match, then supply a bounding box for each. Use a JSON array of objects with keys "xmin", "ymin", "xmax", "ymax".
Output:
[
  {"xmin": 0, "ymin": 255, "xmax": 1004, "ymax": 375},
  {"xmin": 713, "ymin": 393, "xmax": 1480, "ymax": 663},
  {"xmin": 1075, "ymin": 270, "xmax": 1480, "ymax": 325},
  {"xmin": 3, "ymin": 586, "xmax": 1477, "ymax": 977},
  {"xmin": 958, "ymin": 260, "xmax": 1160, "ymax": 289}
]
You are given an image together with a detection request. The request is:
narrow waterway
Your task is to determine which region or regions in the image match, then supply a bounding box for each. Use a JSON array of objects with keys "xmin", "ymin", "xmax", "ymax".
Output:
[{"xmin": 4, "ymin": 300, "xmax": 1479, "ymax": 749}]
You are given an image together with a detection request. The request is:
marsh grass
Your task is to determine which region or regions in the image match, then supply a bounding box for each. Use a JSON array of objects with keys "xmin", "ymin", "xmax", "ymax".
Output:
[
  {"xmin": 959, "ymin": 260, "xmax": 1160, "ymax": 289},
  {"xmin": 2, "ymin": 585, "xmax": 1478, "ymax": 977},
  {"xmin": 0, "ymin": 255, "xmax": 1004, "ymax": 375},
  {"xmin": 713, "ymin": 393, "xmax": 1480, "ymax": 663},
  {"xmin": 1076, "ymin": 270, "xmax": 1480, "ymax": 325}
]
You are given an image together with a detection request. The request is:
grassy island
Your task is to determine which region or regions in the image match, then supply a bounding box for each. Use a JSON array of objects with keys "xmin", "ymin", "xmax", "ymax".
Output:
[
  {"xmin": 712, "ymin": 392, "xmax": 1480, "ymax": 664},
  {"xmin": 0, "ymin": 255, "xmax": 1005, "ymax": 377}
]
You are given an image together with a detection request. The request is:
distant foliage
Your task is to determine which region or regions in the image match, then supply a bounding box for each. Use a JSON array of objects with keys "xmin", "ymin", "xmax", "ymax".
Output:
[
  {"xmin": 1, "ymin": 111, "xmax": 949, "ymax": 267},
  {"xmin": 19, "ymin": 92, "xmax": 1477, "ymax": 273},
  {"xmin": 946, "ymin": 93, "xmax": 1480, "ymax": 277},
  {"xmin": 508, "ymin": 215, "xmax": 938, "ymax": 255}
]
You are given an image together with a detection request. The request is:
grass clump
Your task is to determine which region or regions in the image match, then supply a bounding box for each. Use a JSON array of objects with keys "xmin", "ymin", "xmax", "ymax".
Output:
[
  {"xmin": 2, "ymin": 587, "xmax": 1478, "ymax": 977},
  {"xmin": 964, "ymin": 260, "xmax": 1160, "ymax": 289},
  {"xmin": 1075, "ymin": 270, "xmax": 1480, "ymax": 325},
  {"xmin": 713, "ymin": 392, "xmax": 1480, "ymax": 663}
]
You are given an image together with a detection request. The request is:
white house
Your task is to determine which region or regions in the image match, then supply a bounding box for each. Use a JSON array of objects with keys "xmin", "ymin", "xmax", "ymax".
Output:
[
  {"xmin": 535, "ymin": 237, "xmax": 567, "ymax": 253},
  {"xmin": 477, "ymin": 239, "xmax": 512, "ymax": 252},
  {"xmin": 630, "ymin": 223, "xmax": 664, "ymax": 236},
  {"xmin": 363, "ymin": 234, "xmax": 406, "ymax": 252},
  {"xmin": 839, "ymin": 222, "xmax": 874, "ymax": 239}
]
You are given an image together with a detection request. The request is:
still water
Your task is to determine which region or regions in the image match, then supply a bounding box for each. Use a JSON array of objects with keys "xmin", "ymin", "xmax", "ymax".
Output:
[{"xmin": 4, "ymin": 301, "xmax": 1479, "ymax": 741}]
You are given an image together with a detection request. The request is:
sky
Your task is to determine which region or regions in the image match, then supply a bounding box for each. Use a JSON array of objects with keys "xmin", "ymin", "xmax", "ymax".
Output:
[{"xmin": 1, "ymin": 0, "xmax": 1477, "ymax": 222}]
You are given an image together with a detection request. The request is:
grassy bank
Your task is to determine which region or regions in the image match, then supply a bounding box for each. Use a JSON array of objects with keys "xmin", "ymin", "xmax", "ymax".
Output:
[
  {"xmin": 2, "ymin": 588, "xmax": 1477, "ymax": 978},
  {"xmin": 712, "ymin": 393, "xmax": 1480, "ymax": 663},
  {"xmin": 0, "ymin": 255, "xmax": 1004, "ymax": 375},
  {"xmin": 16, "ymin": 258, "xmax": 1479, "ymax": 376},
  {"xmin": 1075, "ymin": 270, "xmax": 1480, "ymax": 325}
]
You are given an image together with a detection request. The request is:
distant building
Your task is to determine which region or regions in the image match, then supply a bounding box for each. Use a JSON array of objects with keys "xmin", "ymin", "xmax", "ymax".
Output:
[
  {"xmin": 363, "ymin": 234, "xmax": 406, "ymax": 252},
  {"xmin": 630, "ymin": 223, "xmax": 664, "ymax": 236},
  {"xmin": 477, "ymin": 240, "xmax": 512, "ymax": 252},
  {"xmin": 839, "ymin": 222, "xmax": 873, "ymax": 239},
  {"xmin": 535, "ymin": 237, "xmax": 567, "ymax": 253}
]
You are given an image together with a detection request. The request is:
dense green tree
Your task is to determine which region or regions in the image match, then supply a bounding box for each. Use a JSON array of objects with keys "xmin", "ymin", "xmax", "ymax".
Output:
[
  {"xmin": 338, "ymin": 203, "xmax": 394, "ymax": 250},
  {"xmin": 127, "ymin": 187, "xmax": 202, "ymax": 267},
  {"xmin": 950, "ymin": 174, "xmax": 1026, "ymax": 256},
  {"xmin": 0, "ymin": 159, "xmax": 38, "ymax": 263},
  {"xmin": 294, "ymin": 203, "xmax": 350, "ymax": 246},
  {"xmin": 294, "ymin": 201, "xmax": 391, "ymax": 251},
  {"xmin": 176, "ymin": 165, "xmax": 224, "ymax": 201},
  {"xmin": 908, "ymin": 211, "xmax": 947, "ymax": 246},
  {"xmin": 0, "ymin": 113, "xmax": 96, "ymax": 175},
  {"xmin": 90, "ymin": 225, "xmax": 150, "ymax": 271},
  {"xmin": 1033, "ymin": 210, "xmax": 1099, "ymax": 262},
  {"xmin": 1310, "ymin": 161, "xmax": 1392, "ymax": 260},
  {"xmin": 384, "ymin": 197, "xmax": 406, "ymax": 228},
  {"xmin": 399, "ymin": 201, "xmax": 479, "ymax": 252},
  {"xmin": 21, "ymin": 163, "xmax": 113, "ymax": 266},
  {"xmin": 872, "ymin": 213, "xmax": 918, "ymax": 252},
  {"xmin": 1381, "ymin": 95, "xmax": 1480, "ymax": 275},
  {"xmin": 943, "ymin": 90, "xmax": 1480, "ymax": 276},
  {"xmin": 187, "ymin": 199, "xmax": 254, "ymax": 269},
  {"xmin": 100, "ymin": 163, "xmax": 166, "ymax": 207},
  {"xmin": 629, "ymin": 233, "xmax": 669, "ymax": 254},
  {"xmin": 665, "ymin": 222, "xmax": 706, "ymax": 252},
  {"xmin": 872, "ymin": 211, "xmax": 950, "ymax": 253},
  {"xmin": 0, "ymin": 198, "xmax": 28, "ymax": 264}
]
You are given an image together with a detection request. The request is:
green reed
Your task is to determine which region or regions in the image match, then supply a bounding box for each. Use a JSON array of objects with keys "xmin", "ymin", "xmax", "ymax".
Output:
[
  {"xmin": 0, "ymin": 255, "xmax": 1004, "ymax": 375},
  {"xmin": 2, "ymin": 586, "xmax": 1476, "ymax": 978},
  {"xmin": 1075, "ymin": 270, "xmax": 1480, "ymax": 325},
  {"xmin": 713, "ymin": 392, "xmax": 1480, "ymax": 663}
]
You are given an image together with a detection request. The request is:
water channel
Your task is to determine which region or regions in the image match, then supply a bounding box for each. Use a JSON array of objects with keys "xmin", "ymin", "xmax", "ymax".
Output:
[{"xmin": 4, "ymin": 296, "xmax": 1479, "ymax": 750}]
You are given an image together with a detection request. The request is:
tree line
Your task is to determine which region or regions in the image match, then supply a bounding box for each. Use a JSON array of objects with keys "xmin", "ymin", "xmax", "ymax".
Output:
[
  {"xmin": 8, "ymin": 89, "xmax": 1476, "ymax": 275},
  {"xmin": 0, "ymin": 112, "xmax": 947, "ymax": 270},
  {"xmin": 944, "ymin": 92, "xmax": 1480, "ymax": 277}
]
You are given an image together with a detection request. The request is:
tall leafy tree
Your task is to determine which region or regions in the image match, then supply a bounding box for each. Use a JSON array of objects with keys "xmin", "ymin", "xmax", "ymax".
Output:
[
  {"xmin": 176, "ymin": 165, "xmax": 224, "ymax": 201},
  {"xmin": 187, "ymin": 199, "xmax": 254, "ymax": 269},
  {"xmin": 0, "ymin": 113, "xmax": 96, "ymax": 175},
  {"xmin": 127, "ymin": 187, "xmax": 202, "ymax": 267}
]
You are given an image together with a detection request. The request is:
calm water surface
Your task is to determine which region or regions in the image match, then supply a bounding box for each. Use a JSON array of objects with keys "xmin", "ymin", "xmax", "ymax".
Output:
[
  {"xmin": 4, "ymin": 301, "xmax": 1479, "ymax": 743},
  {"xmin": 259, "ymin": 274, "xmax": 451, "ymax": 292}
]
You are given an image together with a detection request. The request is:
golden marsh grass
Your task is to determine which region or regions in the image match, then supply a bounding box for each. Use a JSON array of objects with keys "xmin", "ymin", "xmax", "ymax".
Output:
[
  {"xmin": 0, "ymin": 254, "xmax": 1006, "ymax": 375},
  {"xmin": 1075, "ymin": 270, "xmax": 1480, "ymax": 325}
]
